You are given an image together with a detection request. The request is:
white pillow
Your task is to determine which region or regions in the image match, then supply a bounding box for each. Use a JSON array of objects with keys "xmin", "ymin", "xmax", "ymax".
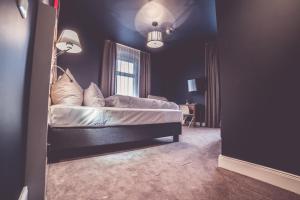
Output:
[
  {"xmin": 84, "ymin": 82, "xmax": 105, "ymax": 107},
  {"xmin": 51, "ymin": 69, "xmax": 83, "ymax": 106}
]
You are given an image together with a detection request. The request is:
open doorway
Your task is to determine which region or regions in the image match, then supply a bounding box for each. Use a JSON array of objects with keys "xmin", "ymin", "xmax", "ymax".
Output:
[{"xmin": 46, "ymin": 0, "xmax": 222, "ymax": 199}]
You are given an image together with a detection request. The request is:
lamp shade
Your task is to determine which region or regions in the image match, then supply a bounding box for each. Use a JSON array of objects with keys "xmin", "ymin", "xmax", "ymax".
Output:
[
  {"xmin": 147, "ymin": 31, "xmax": 164, "ymax": 48},
  {"xmin": 188, "ymin": 79, "xmax": 199, "ymax": 92},
  {"xmin": 56, "ymin": 30, "xmax": 82, "ymax": 53}
]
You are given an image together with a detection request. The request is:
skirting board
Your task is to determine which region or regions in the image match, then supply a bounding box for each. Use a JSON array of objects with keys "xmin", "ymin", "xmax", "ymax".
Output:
[{"xmin": 218, "ymin": 155, "xmax": 300, "ymax": 195}]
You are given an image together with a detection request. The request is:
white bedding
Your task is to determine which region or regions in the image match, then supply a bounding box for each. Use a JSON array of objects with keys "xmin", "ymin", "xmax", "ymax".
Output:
[
  {"xmin": 49, "ymin": 105, "xmax": 182, "ymax": 128},
  {"xmin": 105, "ymin": 95, "xmax": 179, "ymax": 110}
]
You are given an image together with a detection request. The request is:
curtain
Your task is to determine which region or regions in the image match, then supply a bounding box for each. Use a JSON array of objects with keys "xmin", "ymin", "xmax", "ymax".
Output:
[
  {"xmin": 205, "ymin": 42, "xmax": 221, "ymax": 128},
  {"xmin": 115, "ymin": 44, "xmax": 140, "ymax": 97},
  {"xmin": 139, "ymin": 52, "xmax": 151, "ymax": 98},
  {"xmin": 101, "ymin": 40, "xmax": 117, "ymax": 97}
]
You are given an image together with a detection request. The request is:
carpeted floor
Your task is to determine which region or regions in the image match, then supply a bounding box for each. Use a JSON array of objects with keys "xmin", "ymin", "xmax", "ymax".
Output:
[{"xmin": 47, "ymin": 127, "xmax": 300, "ymax": 200}]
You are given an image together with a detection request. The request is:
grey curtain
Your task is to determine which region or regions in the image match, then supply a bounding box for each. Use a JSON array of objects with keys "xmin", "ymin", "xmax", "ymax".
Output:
[
  {"xmin": 205, "ymin": 42, "xmax": 221, "ymax": 128},
  {"xmin": 139, "ymin": 52, "xmax": 151, "ymax": 98},
  {"xmin": 101, "ymin": 40, "xmax": 117, "ymax": 97}
]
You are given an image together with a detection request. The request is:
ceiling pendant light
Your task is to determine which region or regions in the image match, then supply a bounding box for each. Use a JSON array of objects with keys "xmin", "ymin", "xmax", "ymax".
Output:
[{"xmin": 147, "ymin": 22, "xmax": 164, "ymax": 49}]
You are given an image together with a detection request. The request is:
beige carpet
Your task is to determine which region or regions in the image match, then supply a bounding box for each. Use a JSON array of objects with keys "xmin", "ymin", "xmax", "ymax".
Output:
[{"xmin": 47, "ymin": 127, "xmax": 300, "ymax": 200}]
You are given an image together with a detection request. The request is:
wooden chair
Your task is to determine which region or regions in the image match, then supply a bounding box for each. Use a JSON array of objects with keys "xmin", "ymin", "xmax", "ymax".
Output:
[{"xmin": 179, "ymin": 105, "xmax": 195, "ymax": 128}]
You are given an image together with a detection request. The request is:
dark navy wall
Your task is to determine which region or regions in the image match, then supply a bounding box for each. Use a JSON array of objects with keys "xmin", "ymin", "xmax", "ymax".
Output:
[
  {"xmin": 217, "ymin": 0, "xmax": 300, "ymax": 175},
  {"xmin": 151, "ymin": 37, "xmax": 206, "ymax": 105},
  {"xmin": 0, "ymin": 0, "xmax": 37, "ymax": 199},
  {"xmin": 57, "ymin": 3, "xmax": 104, "ymax": 89}
]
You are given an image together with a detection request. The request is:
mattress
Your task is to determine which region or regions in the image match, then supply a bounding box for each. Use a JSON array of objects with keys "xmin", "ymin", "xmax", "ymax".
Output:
[{"xmin": 49, "ymin": 105, "xmax": 182, "ymax": 128}]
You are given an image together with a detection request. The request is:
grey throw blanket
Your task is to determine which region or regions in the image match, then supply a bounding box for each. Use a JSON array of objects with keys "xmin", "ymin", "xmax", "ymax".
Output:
[{"xmin": 105, "ymin": 95, "xmax": 179, "ymax": 110}]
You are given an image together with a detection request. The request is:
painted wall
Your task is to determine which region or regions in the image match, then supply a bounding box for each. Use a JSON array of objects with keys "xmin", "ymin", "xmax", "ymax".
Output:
[
  {"xmin": 25, "ymin": 3, "xmax": 56, "ymax": 199},
  {"xmin": 0, "ymin": 0, "xmax": 37, "ymax": 199},
  {"xmin": 216, "ymin": 0, "xmax": 300, "ymax": 175},
  {"xmin": 151, "ymin": 37, "xmax": 207, "ymax": 121},
  {"xmin": 151, "ymin": 38, "xmax": 206, "ymax": 105},
  {"xmin": 57, "ymin": 5, "xmax": 104, "ymax": 89}
]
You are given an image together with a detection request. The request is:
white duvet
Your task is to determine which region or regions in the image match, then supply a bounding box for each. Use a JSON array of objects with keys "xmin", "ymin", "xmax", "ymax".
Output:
[
  {"xmin": 105, "ymin": 95, "xmax": 179, "ymax": 110},
  {"xmin": 49, "ymin": 105, "xmax": 182, "ymax": 127}
]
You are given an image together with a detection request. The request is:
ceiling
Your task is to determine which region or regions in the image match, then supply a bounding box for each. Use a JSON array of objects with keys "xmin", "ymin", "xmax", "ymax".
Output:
[{"xmin": 60, "ymin": 0, "xmax": 217, "ymax": 52}]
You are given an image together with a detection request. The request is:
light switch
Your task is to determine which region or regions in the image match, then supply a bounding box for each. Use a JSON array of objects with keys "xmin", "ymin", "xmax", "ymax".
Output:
[{"xmin": 17, "ymin": 0, "xmax": 29, "ymax": 19}]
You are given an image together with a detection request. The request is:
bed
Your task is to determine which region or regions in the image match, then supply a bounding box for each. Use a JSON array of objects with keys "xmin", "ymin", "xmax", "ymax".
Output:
[{"xmin": 47, "ymin": 104, "xmax": 182, "ymax": 159}]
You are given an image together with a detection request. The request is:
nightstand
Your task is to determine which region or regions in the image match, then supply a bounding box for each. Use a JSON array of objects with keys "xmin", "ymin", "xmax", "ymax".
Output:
[{"xmin": 179, "ymin": 104, "xmax": 199, "ymax": 127}]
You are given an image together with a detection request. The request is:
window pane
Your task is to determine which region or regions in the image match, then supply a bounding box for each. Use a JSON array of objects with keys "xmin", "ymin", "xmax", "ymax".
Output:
[
  {"xmin": 128, "ymin": 63, "xmax": 134, "ymax": 74},
  {"xmin": 117, "ymin": 60, "xmax": 121, "ymax": 71},
  {"xmin": 117, "ymin": 60, "xmax": 134, "ymax": 74},
  {"xmin": 116, "ymin": 75, "xmax": 134, "ymax": 96}
]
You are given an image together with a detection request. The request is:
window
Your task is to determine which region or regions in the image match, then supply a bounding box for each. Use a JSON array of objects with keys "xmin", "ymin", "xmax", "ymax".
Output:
[
  {"xmin": 115, "ymin": 44, "xmax": 140, "ymax": 97},
  {"xmin": 115, "ymin": 60, "xmax": 137, "ymax": 96}
]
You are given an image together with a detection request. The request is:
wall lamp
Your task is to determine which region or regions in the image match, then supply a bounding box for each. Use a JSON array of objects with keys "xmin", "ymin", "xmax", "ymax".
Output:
[{"xmin": 54, "ymin": 29, "xmax": 82, "ymax": 81}]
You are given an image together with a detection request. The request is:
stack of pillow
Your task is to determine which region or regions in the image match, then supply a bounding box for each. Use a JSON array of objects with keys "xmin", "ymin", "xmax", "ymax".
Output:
[
  {"xmin": 51, "ymin": 69, "xmax": 105, "ymax": 107},
  {"xmin": 51, "ymin": 68, "xmax": 171, "ymax": 108}
]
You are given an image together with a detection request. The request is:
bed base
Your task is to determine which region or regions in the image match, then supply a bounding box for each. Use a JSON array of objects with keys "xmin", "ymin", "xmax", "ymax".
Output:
[{"xmin": 48, "ymin": 123, "xmax": 181, "ymax": 159}]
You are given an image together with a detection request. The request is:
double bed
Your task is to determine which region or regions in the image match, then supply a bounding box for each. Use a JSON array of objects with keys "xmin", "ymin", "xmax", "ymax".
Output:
[{"xmin": 48, "ymin": 100, "xmax": 182, "ymax": 159}]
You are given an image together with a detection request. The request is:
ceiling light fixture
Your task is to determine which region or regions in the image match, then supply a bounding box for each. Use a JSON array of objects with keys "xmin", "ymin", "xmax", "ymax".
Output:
[{"xmin": 147, "ymin": 21, "xmax": 164, "ymax": 49}]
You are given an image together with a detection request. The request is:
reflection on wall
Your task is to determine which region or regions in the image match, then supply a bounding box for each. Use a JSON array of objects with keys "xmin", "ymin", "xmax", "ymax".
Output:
[
  {"xmin": 134, "ymin": 1, "xmax": 175, "ymax": 35},
  {"xmin": 106, "ymin": 0, "xmax": 195, "ymax": 37}
]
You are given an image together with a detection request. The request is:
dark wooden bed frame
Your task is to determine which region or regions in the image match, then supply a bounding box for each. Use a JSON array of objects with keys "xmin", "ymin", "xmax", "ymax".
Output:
[{"xmin": 48, "ymin": 122, "xmax": 181, "ymax": 159}]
